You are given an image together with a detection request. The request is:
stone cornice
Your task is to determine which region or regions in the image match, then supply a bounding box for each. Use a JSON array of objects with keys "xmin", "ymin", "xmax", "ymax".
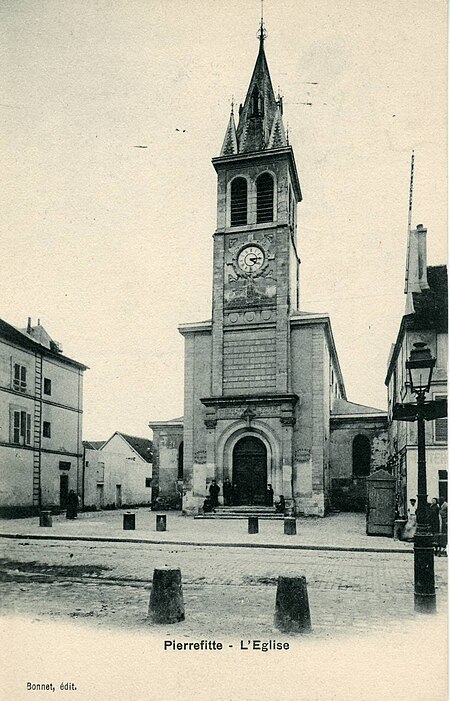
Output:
[{"xmin": 200, "ymin": 393, "xmax": 298, "ymax": 408}]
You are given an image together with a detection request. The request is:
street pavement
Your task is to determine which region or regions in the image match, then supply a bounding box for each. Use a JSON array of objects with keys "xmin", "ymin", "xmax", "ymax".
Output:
[
  {"xmin": 0, "ymin": 534, "xmax": 447, "ymax": 638},
  {"xmin": 0, "ymin": 508, "xmax": 414, "ymax": 552},
  {"xmin": 0, "ymin": 515, "xmax": 447, "ymax": 701}
]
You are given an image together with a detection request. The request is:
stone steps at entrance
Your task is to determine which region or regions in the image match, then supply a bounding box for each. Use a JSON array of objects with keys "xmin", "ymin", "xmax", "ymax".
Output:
[{"xmin": 195, "ymin": 506, "xmax": 284, "ymax": 520}]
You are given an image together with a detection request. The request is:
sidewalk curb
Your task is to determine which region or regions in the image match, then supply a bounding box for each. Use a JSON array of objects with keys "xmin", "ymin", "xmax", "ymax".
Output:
[{"xmin": 0, "ymin": 532, "xmax": 413, "ymax": 554}]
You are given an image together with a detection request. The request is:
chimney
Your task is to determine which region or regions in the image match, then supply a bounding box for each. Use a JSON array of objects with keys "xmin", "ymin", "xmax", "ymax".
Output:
[
  {"xmin": 27, "ymin": 317, "xmax": 32, "ymax": 334},
  {"xmin": 405, "ymin": 224, "xmax": 429, "ymax": 314}
]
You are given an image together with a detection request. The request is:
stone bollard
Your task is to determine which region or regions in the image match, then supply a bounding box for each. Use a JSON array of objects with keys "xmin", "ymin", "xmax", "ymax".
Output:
[
  {"xmin": 274, "ymin": 576, "xmax": 312, "ymax": 633},
  {"xmin": 123, "ymin": 512, "xmax": 135, "ymax": 530},
  {"xmin": 39, "ymin": 511, "xmax": 52, "ymax": 527},
  {"xmin": 148, "ymin": 568, "xmax": 185, "ymax": 623},
  {"xmin": 156, "ymin": 514, "xmax": 167, "ymax": 532},
  {"xmin": 284, "ymin": 517, "xmax": 297, "ymax": 535},
  {"xmin": 248, "ymin": 516, "xmax": 259, "ymax": 534}
]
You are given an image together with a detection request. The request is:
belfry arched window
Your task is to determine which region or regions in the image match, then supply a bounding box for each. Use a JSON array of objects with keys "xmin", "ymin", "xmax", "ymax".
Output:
[
  {"xmin": 230, "ymin": 177, "xmax": 247, "ymax": 226},
  {"xmin": 352, "ymin": 435, "xmax": 371, "ymax": 478},
  {"xmin": 256, "ymin": 173, "xmax": 274, "ymax": 223}
]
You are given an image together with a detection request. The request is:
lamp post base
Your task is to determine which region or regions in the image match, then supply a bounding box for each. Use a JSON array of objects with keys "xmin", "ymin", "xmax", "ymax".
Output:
[{"xmin": 414, "ymin": 532, "xmax": 436, "ymax": 614}]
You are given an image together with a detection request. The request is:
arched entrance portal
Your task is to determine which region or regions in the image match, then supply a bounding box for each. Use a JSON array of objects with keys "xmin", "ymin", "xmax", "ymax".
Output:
[{"xmin": 232, "ymin": 436, "xmax": 267, "ymax": 505}]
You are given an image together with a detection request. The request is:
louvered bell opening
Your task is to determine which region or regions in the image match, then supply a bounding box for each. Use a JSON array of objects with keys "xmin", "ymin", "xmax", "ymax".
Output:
[
  {"xmin": 256, "ymin": 173, "xmax": 274, "ymax": 223},
  {"xmin": 231, "ymin": 178, "xmax": 248, "ymax": 226}
]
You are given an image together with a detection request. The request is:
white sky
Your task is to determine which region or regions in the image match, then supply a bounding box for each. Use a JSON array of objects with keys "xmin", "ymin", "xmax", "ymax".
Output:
[{"xmin": 1, "ymin": 0, "xmax": 447, "ymax": 440}]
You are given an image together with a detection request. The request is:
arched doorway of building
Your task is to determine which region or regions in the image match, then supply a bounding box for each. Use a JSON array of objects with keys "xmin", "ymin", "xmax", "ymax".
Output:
[
  {"xmin": 352, "ymin": 435, "xmax": 371, "ymax": 478},
  {"xmin": 232, "ymin": 436, "xmax": 267, "ymax": 505}
]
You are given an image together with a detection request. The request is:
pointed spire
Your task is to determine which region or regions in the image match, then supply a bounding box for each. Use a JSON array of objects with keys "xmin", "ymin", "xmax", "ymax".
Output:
[
  {"xmin": 218, "ymin": 14, "xmax": 288, "ymax": 156},
  {"xmin": 235, "ymin": 22, "xmax": 279, "ymax": 153},
  {"xmin": 268, "ymin": 102, "xmax": 287, "ymax": 148},
  {"xmin": 220, "ymin": 101, "xmax": 238, "ymax": 155}
]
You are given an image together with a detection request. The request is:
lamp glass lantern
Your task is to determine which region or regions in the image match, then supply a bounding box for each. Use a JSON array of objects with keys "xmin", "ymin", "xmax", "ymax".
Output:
[{"xmin": 406, "ymin": 342, "xmax": 436, "ymax": 395}]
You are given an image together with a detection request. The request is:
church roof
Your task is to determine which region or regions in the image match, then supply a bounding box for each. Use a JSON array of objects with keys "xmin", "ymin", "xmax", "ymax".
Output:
[
  {"xmin": 220, "ymin": 25, "xmax": 286, "ymax": 155},
  {"xmin": 331, "ymin": 398, "xmax": 386, "ymax": 416}
]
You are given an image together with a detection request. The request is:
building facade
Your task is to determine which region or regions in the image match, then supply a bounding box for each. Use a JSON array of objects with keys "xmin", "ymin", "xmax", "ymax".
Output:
[
  {"xmin": 83, "ymin": 431, "xmax": 153, "ymax": 509},
  {"xmin": 150, "ymin": 25, "xmax": 388, "ymax": 517},
  {"xmin": 385, "ymin": 248, "xmax": 448, "ymax": 517},
  {"xmin": 0, "ymin": 318, "xmax": 87, "ymax": 515}
]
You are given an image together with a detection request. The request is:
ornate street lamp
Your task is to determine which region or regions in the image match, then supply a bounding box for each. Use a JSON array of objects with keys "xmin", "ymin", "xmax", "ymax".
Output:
[{"xmin": 406, "ymin": 342, "xmax": 436, "ymax": 613}]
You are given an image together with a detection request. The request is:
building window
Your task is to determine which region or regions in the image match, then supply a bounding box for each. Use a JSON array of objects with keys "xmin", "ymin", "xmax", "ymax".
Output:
[
  {"xmin": 434, "ymin": 394, "xmax": 447, "ymax": 443},
  {"xmin": 145, "ymin": 478, "xmax": 152, "ymax": 488},
  {"xmin": 13, "ymin": 363, "xmax": 27, "ymax": 392},
  {"xmin": 59, "ymin": 461, "xmax": 71, "ymax": 470},
  {"xmin": 230, "ymin": 177, "xmax": 247, "ymax": 226},
  {"xmin": 256, "ymin": 173, "xmax": 274, "ymax": 223},
  {"xmin": 43, "ymin": 421, "xmax": 51, "ymax": 438},
  {"xmin": 438, "ymin": 470, "xmax": 448, "ymax": 501},
  {"xmin": 178, "ymin": 441, "xmax": 184, "ymax": 480},
  {"xmin": 352, "ymin": 435, "xmax": 371, "ymax": 477},
  {"xmin": 11, "ymin": 409, "xmax": 31, "ymax": 445},
  {"xmin": 44, "ymin": 378, "xmax": 52, "ymax": 395}
]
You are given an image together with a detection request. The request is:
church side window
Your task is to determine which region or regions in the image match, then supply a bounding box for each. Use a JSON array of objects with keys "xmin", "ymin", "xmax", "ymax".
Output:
[
  {"xmin": 256, "ymin": 172, "xmax": 274, "ymax": 223},
  {"xmin": 177, "ymin": 441, "xmax": 184, "ymax": 479},
  {"xmin": 230, "ymin": 177, "xmax": 247, "ymax": 226}
]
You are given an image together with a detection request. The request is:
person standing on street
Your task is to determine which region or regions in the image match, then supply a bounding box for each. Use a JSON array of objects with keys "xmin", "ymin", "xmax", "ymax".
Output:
[
  {"xmin": 429, "ymin": 497, "xmax": 441, "ymax": 555},
  {"xmin": 66, "ymin": 489, "xmax": 78, "ymax": 520},
  {"xmin": 438, "ymin": 497, "xmax": 448, "ymax": 557}
]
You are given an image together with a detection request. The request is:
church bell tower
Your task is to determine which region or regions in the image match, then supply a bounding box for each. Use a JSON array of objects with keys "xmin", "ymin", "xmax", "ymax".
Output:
[
  {"xmin": 177, "ymin": 20, "xmax": 310, "ymax": 515},
  {"xmin": 210, "ymin": 22, "xmax": 302, "ymax": 400}
]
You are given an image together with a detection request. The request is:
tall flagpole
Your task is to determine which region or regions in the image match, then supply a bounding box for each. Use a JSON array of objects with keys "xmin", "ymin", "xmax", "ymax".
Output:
[{"xmin": 404, "ymin": 149, "xmax": 415, "ymax": 293}]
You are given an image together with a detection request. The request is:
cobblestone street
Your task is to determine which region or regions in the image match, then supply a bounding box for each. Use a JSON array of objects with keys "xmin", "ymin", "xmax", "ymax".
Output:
[
  {"xmin": 0, "ymin": 534, "xmax": 448, "ymax": 700},
  {"xmin": 0, "ymin": 536, "xmax": 447, "ymax": 638}
]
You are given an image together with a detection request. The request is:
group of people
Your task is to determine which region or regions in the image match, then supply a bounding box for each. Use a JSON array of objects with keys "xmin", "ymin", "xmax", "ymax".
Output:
[
  {"xmin": 202, "ymin": 480, "xmax": 286, "ymax": 514},
  {"xmin": 404, "ymin": 496, "xmax": 448, "ymax": 556}
]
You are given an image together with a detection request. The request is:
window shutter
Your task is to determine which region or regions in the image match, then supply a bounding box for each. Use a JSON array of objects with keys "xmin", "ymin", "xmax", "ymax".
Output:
[
  {"xmin": 435, "ymin": 395, "xmax": 448, "ymax": 443},
  {"xmin": 12, "ymin": 410, "xmax": 20, "ymax": 443},
  {"xmin": 26, "ymin": 413, "xmax": 31, "ymax": 445},
  {"xmin": 435, "ymin": 417, "xmax": 447, "ymax": 443}
]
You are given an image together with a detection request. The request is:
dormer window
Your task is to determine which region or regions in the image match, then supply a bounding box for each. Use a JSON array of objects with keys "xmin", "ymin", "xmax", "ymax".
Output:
[
  {"xmin": 256, "ymin": 172, "xmax": 274, "ymax": 223},
  {"xmin": 230, "ymin": 177, "xmax": 247, "ymax": 226},
  {"xmin": 251, "ymin": 86, "xmax": 260, "ymax": 117}
]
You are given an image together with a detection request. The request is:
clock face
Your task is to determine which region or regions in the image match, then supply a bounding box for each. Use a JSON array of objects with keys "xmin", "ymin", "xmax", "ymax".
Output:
[{"xmin": 237, "ymin": 245, "xmax": 265, "ymax": 274}]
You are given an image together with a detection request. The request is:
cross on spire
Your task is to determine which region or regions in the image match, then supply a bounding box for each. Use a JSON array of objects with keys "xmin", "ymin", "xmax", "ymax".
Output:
[{"xmin": 257, "ymin": 0, "xmax": 267, "ymax": 43}]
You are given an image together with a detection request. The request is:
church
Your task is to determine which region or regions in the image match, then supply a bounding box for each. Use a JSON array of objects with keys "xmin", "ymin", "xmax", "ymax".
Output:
[{"xmin": 149, "ymin": 22, "xmax": 387, "ymax": 517}]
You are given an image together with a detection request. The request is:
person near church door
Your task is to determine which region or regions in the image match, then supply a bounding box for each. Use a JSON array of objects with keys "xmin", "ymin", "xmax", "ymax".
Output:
[
  {"xmin": 223, "ymin": 478, "xmax": 232, "ymax": 506},
  {"xmin": 275, "ymin": 494, "xmax": 286, "ymax": 514},
  {"xmin": 209, "ymin": 480, "xmax": 220, "ymax": 507},
  {"xmin": 265, "ymin": 484, "xmax": 274, "ymax": 506}
]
